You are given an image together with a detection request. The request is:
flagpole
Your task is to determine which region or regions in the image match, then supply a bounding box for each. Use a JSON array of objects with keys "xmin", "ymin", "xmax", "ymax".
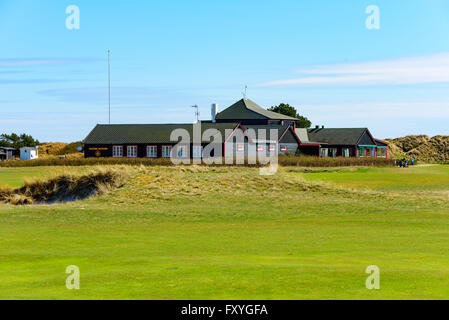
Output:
[{"xmin": 108, "ymin": 49, "xmax": 111, "ymax": 124}]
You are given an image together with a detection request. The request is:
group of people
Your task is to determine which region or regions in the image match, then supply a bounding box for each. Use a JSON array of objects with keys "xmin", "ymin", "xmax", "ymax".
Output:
[{"xmin": 398, "ymin": 157, "xmax": 415, "ymax": 168}]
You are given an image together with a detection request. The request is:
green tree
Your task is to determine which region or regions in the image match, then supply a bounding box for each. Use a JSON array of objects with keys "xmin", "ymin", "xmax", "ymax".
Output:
[
  {"xmin": 0, "ymin": 133, "xmax": 40, "ymax": 149},
  {"xmin": 268, "ymin": 103, "xmax": 312, "ymax": 128}
]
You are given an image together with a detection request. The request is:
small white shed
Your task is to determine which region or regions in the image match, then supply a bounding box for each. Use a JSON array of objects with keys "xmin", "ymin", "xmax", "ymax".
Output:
[{"xmin": 20, "ymin": 147, "xmax": 39, "ymax": 160}]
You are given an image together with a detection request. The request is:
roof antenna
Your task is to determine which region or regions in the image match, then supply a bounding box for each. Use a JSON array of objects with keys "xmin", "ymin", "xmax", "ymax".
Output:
[
  {"xmin": 107, "ymin": 49, "xmax": 111, "ymax": 124},
  {"xmin": 192, "ymin": 105, "xmax": 200, "ymax": 123},
  {"xmin": 242, "ymin": 85, "xmax": 247, "ymax": 99}
]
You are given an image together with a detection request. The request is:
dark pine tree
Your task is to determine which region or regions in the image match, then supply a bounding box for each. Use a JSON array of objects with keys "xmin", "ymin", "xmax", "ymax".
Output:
[
  {"xmin": 268, "ymin": 103, "xmax": 312, "ymax": 128},
  {"xmin": 0, "ymin": 133, "xmax": 40, "ymax": 149}
]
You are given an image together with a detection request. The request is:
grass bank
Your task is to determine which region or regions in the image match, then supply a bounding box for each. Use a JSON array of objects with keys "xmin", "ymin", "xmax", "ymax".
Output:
[
  {"xmin": 0, "ymin": 166, "xmax": 129, "ymax": 205},
  {"xmin": 0, "ymin": 165, "xmax": 448, "ymax": 299}
]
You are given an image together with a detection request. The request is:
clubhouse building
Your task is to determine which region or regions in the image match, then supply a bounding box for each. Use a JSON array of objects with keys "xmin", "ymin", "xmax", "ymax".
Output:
[{"xmin": 83, "ymin": 98, "xmax": 389, "ymax": 159}]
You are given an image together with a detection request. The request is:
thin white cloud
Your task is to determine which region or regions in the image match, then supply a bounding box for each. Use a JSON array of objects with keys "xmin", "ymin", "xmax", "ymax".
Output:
[
  {"xmin": 301, "ymin": 101, "xmax": 449, "ymax": 119},
  {"xmin": 257, "ymin": 53, "xmax": 449, "ymax": 87}
]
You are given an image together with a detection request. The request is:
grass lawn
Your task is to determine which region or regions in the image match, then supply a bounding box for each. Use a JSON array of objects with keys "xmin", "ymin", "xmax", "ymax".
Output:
[
  {"xmin": 0, "ymin": 167, "xmax": 55, "ymax": 188},
  {"xmin": 0, "ymin": 166, "xmax": 89, "ymax": 188},
  {"xmin": 301, "ymin": 165, "xmax": 449, "ymax": 192},
  {"xmin": 0, "ymin": 165, "xmax": 449, "ymax": 299}
]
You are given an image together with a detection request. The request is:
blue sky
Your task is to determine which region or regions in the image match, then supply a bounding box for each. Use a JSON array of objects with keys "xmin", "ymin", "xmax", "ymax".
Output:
[{"xmin": 1, "ymin": 0, "xmax": 449, "ymax": 142}]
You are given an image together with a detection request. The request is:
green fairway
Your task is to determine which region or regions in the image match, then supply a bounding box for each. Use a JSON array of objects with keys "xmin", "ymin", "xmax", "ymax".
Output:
[
  {"xmin": 0, "ymin": 165, "xmax": 449, "ymax": 299},
  {"xmin": 0, "ymin": 167, "xmax": 73, "ymax": 188},
  {"xmin": 301, "ymin": 165, "xmax": 449, "ymax": 191},
  {"xmin": 0, "ymin": 167, "xmax": 48, "ymax": 188}
]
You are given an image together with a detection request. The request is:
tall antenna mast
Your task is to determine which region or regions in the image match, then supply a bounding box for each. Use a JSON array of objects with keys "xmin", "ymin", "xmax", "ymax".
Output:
[
  {"xmin": 192, "ymin": 105, "xmax": 200, "ymax": 123},
  {"xmin": 242, "ymin": 85, "xmax": 247, "ymax": 99},
  {"xmin": 108, "ymin": 49, "xmax": 111, "ymax": 124}
]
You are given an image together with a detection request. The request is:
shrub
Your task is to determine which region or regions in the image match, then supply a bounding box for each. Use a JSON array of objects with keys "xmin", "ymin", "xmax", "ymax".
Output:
[
  {"xmin": 277, "ymin": 155, "xmax": 395, "ymax": 167},
  {"xmin": 0, "ymin": 156, "xmax": 395, "ymax": 168}
]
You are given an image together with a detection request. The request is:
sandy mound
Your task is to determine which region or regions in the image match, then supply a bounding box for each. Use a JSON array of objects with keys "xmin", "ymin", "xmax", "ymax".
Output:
[
  {"xmin": 0, "ymin": 168, "xmax": 128, "ymax": 205},
  {"xmin": 386, "ymin": 135, "xmax": 449, "ymax": 162}
]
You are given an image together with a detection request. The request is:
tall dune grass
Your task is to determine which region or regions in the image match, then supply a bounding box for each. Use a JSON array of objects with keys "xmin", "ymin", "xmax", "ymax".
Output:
[{"xmin": 0, "ymin": 166, "xmax": 129, "ymax": 205}]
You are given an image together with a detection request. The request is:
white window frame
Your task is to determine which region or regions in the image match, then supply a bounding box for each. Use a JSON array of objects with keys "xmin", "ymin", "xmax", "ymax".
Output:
[
  {"xmin": 162, "ymin": 145, "xmax": 172, "ymax": 158},
  {"xmin": 329, "ymin": 148, "xmax": 337, "ymax": 158},
  {"xmin": 280, "ymin": 145, "xmax": 288, "ymax": 152},
  {"xmin": 343, "ymin": 148, "xmax": 350, "ymax": 158},
  {"xmin": 146, "ymin": 145, "xmax": 157, "ymax": 158},
  {"xmin": 237, "ymin": 144, "xmax": 245, "ymax": 152},
  {"xmin": 320, "ymin": 148, "xmax": 329, "ymax": 157},
  {"xmin": 127, "ymin": 145, "xmax": 138, "ymax": 158},
  {"xmin": 268, "ymin": 144, "xmax": 276, "ymax": 152},
  {"xmin": 177, "ymin": 145, "xmax": 188, "ymax": 158},
  {"xmin": 257, "ymin": 145, "xmax": 265, "ymax": 152},
  {"xmin": 192, "ymin": 145, "xmax": 203, "ymax": 158},
  {"xmin": 113, "ymin": 145, "xmax": 123, "ymax": 158}
]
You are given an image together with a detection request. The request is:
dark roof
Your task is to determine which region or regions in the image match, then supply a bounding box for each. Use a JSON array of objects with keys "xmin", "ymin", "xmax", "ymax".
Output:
[
  {"xmin": 240, "ymin": 124, "xmax": 294, "ymax": 143},
  {"xmin": 375, "ymin": 139, "xmax": 389, "ymax": 147},
  {"xmin": 294, "ymin": 128, "xmax": 325, "ymax": 145},
  {"xmin": 83, "ymin": 122, "xmax": 239, "ymax": 144},
  {"xmin": 307, "ymin": 128, "xmax": 370, "ymax": 146},
  {"xmin": 215, "ymin": 99, "xmax": 298, "ymax": 121}
]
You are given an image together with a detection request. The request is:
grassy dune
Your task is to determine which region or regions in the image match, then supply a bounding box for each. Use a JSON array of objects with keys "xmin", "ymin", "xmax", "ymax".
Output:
[{"xmin": 0, "ymin": 165, "xmax": 448, "ymax": 299}]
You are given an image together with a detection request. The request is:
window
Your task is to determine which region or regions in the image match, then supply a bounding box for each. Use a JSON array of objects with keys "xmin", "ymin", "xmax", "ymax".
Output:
[
  {"xmin": 320, "ymin": 148, "xmax": 329, "ymax": 157},
  {"xmin": 237, "ymin": 144, "xmax": 245, "ymax": 152},
  {"xmin": 365, "ymin": 148, "xmax": 373, "ymax": 157},
  {"xmin": 257, "ymin": 145, "xmax": 265, "ymax": 152},
  {"xmin": 127, "ymin": 146, "xmax": 137, "ymax": 158},
  {"xmin": 329, "ymin": 148, "xmax": 337, "ymax": 158},
  {"xmin": 343, "ymin": 148, "xmax": 350, "ymax": 157},
  {"xmin": 162, "ymin": 145, "xmax": 172, "ymax": 158},
  {"xmin": 193, "ymin": 145, "xmax": 203, "ymax": 158},
  {"xmin": 147, "ymin": 146, "xmax": 157, "ymax": 158},
  {"xmin": 358, "ymin": 148, "xmax": 364, "ymax": 157},
  {"xmin": 280, "ymin": 145, "xmax": 288, "ymax": 152},
  {"xmin": 177, "ymin": 145, "xmax": 188, "ymax": 158},
  {"xmin": 268, "ymin": 145, "xmax": 276, "ymax": 152},
  {"xmin": 377, "ymin": 148, "xmax": 387, "ymax": 158},
  {"xmin": 113, "ymin": 146, "xmax": 123, "ymax": 158}
]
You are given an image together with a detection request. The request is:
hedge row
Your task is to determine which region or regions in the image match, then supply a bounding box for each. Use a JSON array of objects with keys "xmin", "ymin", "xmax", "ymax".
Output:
[{"xmin": 0, "ymin": 156, "xmax": 396, "ymax": 168}]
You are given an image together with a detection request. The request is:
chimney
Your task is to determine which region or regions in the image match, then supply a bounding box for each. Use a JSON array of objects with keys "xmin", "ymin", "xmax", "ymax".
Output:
[
  {"xmin": 322, "ymin": 125, "xmax": 324, "ymax": 129},
  {"xmin": 315, "ymin": 125, "xmax": 319, "ymax": 129},
  {"xmin": 211, "ymin": 104, "xmax": 218, "ymax": 123}
]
